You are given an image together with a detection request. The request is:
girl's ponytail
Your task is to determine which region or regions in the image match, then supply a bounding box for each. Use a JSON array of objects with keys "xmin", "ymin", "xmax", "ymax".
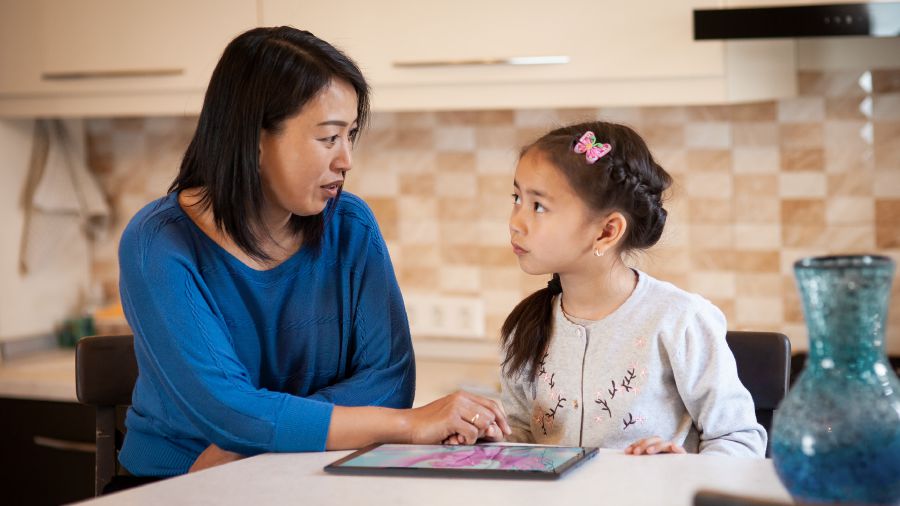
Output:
[{"xmin": 500, "ymin": 273, "xmax": 561, "ymax": 380}]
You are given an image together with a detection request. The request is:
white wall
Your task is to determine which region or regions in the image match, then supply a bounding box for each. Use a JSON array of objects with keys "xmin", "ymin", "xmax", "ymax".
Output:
[{"xmin": 0, "ymin": 119, "xmax": 90, "ymax": 343}]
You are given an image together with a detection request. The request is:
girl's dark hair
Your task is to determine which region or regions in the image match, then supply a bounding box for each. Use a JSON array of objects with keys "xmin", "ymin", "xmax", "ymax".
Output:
[
  {"xmin": 170, "ymin": 26, "xmax": 370, "ymax": 260},
  {"xmin": 501, "ymin": 121, "xmax": 672, "ymax": 379}
]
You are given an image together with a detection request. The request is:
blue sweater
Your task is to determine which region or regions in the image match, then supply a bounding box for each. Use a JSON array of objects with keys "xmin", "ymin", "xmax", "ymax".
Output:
[{"xmin": 117, "ymin": 192, "xmax": 415, "ymax": 476}]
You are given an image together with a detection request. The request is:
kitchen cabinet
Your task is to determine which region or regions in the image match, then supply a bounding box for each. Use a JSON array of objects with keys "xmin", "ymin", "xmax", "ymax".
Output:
[
  {"xmin": 0, "ymin": 0, "xmax": 257, "ymax": 117},
  {"xmin": 261, "ymin": 0, "xmax": 797, "ymax": 110},
  {"xmin": 0, "ymin": 397, "xmax": 96, "ymax": 505}
]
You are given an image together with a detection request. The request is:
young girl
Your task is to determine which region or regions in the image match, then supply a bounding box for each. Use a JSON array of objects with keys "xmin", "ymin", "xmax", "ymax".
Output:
[{"xmin": 500, "ymin": 121, "xmax": 766, "ymax": 457}]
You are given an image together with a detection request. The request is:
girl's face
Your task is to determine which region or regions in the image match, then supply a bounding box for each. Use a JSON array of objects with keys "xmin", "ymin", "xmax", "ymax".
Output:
[
  {"xmin": 509, "ymin": 150, "xmax": 602, "ymax": 276},
  {"xmin": 259, "ymin": 79, "xmax": 359, "ymax": 218}
]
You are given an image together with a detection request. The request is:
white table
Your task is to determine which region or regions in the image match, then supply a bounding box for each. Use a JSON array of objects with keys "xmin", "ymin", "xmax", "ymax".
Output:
[{"xmin": 76, "ymin": 449, "xmax": 793, "ymax": 506}]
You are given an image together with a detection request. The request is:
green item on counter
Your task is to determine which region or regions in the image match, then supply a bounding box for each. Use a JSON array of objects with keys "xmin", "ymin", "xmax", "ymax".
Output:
[{"xmin": 57, "ymin": 315, "xmax": 95, "ymax": 348}]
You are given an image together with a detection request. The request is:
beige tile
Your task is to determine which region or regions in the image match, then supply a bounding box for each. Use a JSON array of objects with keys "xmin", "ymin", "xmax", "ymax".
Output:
[
  {"xmin": 827, "ymin": 225, "xmax": 876, "ymax": 252},
  {"xmin": 439, "ymin": 266, "xmax": 481, "ymax": 293},
  {"xmin": 685, "ymin": 122, "xmax": 731, "ymax": 149},
  {"xmin": 733, "ymin": 122, "xmax": 779, "ymax": 147},
  {"xmin": 825, "ymin": 197, "xmax": 875, "ymax": 225},
  {"xmin": 735, "ymin": 273, "xmax": 782, "ymax": 297},
  {"xmin": 686, "ymin": 199, "xmax": 731, "ymax": 224},
  {"xmin": 874, "ymin": 171, "xmax": 900, "ymax": 198},
  {"xmin": 399, "ymin": 173, "xmax": 435, "ymax": 196},
  {"xmin": 734, "ymin": 224, "xmax": 781, "ymax": 250},
  {"xmin": 826, "ymin": 97, "xmax": 869, "ymax": 120},
  {"xmin": 684, "ymin": 172, "xmax": 732, "ymax": 198},
  {"xmin": 686, "ymin": 149, "xmax": 732, "ymax": 172},
  {"xmin": 598, "ymin": 107, "xmax": 642, "ymax": 126},
  {"xmin": 779, "ymin": 124, "xmax": 823, "ymax": 149},
  {"xmin": 779, "ymin": 173, "xmax": 827, "ymax": 198},
  {"xmin": 475, "ymin": 126, "xmax": 517, "ymax": 150},
  {"xmin": 735, "ymin": 297, "xmax": 784, "ymax": 326},
  {"xmin": 876, "ymin": 199, "xmax": 900, "ymax": 225},
  {"xmin": 797, "ymin": 70, "xmax": 868, "ymax": 98},
  {"xmin": 641, "ymin": 106, "xmax": 687, "ymax": 123},
  {"xmin": 481, "ymin": 267, "xmax": 522, "ymax": 291},
  {"xmin": 515, "ymin": 127, "xmax": 547, "ymax": 147},
  {"xmin": 734, "ymin": 174, "xmax": 778, "ymax": 196},
  {"xmin": 872, "ymin": 70, "xmax": 900, "ymax": 94},
  {"xmin": 687, "ymin": 105, "xmax": 732, "ymax": 121},
  {"xmin": 777, "ymin": 97, "xmax": 825, "ymax": 123},
  {"xmin": 481, "ymin": 289, "xmax": 523, "ymax": 316},
  {"xmin": 347, "ymin": 170, "xmax": 398, "ymax": 197},
  {"xmin": 399, "ymin": 244, "xmax": 441, "ymax": 268},
  {"xmin": 366, "ymin": 198, "xmax": 398, "ymax": 240},
  {"xmin": 396, "ymin": 112, "xmax": 436, "ymax": 128},
  {"xmin": 399, "ymin": 219, "xmax": 440, "ymax": 245},
  {"xmin": 440, "ymin": 221, "xmax": 481, "ymax": 245},
  {"xmin": 399, "ymin": 267, "xmax": 439, "ymax": 290},
  {"xmin": 733, "ymin": 147, "xmax": 780, "ymax": 173},
  {"xmin": 641, "ymin": 124, "xmax": 685, "ymax": 149},
  {"xmin": 781, "ymin": 148, "xmax": 825, "ymax": 172},
  {"xmin": 874, "ymin": 122, "xmax": 900, "ymax": 170},
  {"xmin": 557, "ymin": 108, "xmax": 600, "ymax": 124},
  {"xmin": 478, "ymin": 220, "xmax": 512, "ymax": 246},
  {"xmin": 733, "ymin": 197, "xmax": 780, "ymax": 223},
  {"xmin": 436, "ymin": 110, "xmax": 513, "ymax": 126},
  {"xmin": 476, "ymin": 149, "xmax": 518, "ymax": 174},
  {"xmin": 438, "ymin": 197, "xmax": 480, "ymax": 221},
  {"xmin": 873, "ymin": 94, "xmax": 900, "ymax": 121},
  {"xmin": 441, "ymin": 245, "xmax": 485, "ymax": 265},
  {"xmin": 436, "ymin": 153, "xmax": 476, "ymax": 172},
  {"xmin": 394, "ymin": 129, "xmax": 434, "ymax": 150},
  {"xmin": 435, "ymin": 126, "xmax": 476, "ymax": 151},
  {"xmin": 782, "ymin": 199, "xmax": 825, "ymax": 225},
  {"xmin": 514, "ymin": 109, "xmax": 560, "ymax": 127},
  {"xmin": 781, "ymin": 224, "xmax": 827, "ymax": 248},
  {"xmin": 827, "ymin": 172, "xmax": 874, "ymax": 197},
  {"xmin": 687, "ymin": 271, "xmax": 736, "ymax": 298},
  {"xmin": 730, "ymin": 102, "xmax": 777, "ymax": 122},
  {"xmin": 436, "ymin": 172, "xmax": 478, "ymax": 198},
  {"xmin": 653, "ymin": 149, "xmax": 688, "ymax": 175}
]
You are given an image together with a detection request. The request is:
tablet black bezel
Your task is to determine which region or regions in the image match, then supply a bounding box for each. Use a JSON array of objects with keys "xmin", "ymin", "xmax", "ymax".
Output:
[{"xmin": 323, "ymin": 443, "xmax": 599, "ymax": 480}]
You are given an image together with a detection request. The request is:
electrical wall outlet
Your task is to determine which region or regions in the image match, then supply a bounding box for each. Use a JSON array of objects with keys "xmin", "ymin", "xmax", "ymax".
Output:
[{"xmin": 405, "ymin": 294, "xmax": 485, "ymax": 339}]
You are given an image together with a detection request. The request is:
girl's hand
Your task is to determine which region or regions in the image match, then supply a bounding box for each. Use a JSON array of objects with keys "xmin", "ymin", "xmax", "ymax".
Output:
[
  {"xmin": 406, "ymin": 390, "xmax": 511, "ymax": 445},
  {"xmin": 625, "ymin": 437, "xmax": 686, "ymax": 455},
  {"xmin": 188, "ymin": 443, "xmax": 244, "ymax": 472}
]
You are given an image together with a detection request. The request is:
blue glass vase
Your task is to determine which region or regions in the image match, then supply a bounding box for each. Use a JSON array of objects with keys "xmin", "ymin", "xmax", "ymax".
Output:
[{"xmin": 771, "ymin": 255, "xmax": 900, "ymax": 505}]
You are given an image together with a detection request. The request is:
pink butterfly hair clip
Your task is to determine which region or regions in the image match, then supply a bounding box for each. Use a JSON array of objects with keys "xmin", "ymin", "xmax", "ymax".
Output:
[{"xmin": 573, "ymin": 131, "xmax": 612, "ymax": 164}]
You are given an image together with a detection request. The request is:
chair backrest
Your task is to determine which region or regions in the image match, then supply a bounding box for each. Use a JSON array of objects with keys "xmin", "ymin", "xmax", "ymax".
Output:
[
  {"xmin": 75, "ymin": 334, "xmax": 137, "ymax": 496},
  {"xmin": 725, "ymin": 331, "xmax": 791, "ymax": 457}
]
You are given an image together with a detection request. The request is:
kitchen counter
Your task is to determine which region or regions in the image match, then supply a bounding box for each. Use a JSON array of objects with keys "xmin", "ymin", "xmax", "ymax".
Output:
[
  {"xmin": 75, "ymin": 448, "xmax": 792, "ymax": 506},
  {"xmin": 0, "ymin": 349, "xmax": 77, "ymax": 402}
]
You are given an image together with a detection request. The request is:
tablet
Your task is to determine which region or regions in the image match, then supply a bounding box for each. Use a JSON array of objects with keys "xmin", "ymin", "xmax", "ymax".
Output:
[{"xmin": 324, "ymin": 443, "xmax": 598, "ymax": 480}]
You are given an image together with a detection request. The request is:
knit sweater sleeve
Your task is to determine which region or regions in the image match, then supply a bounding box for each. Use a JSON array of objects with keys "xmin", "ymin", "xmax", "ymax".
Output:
[
  {"xmin": 305, "ymin": 226, "xmax": 415, "ymax": 409},
  {"xmin": 663, "ymin": 301, "xmax": 767, "ymax": 457},
  {"xmin": 500, "ymin": 366, "xmax": 535, "ymax": 443},
  {"xmin": 119, "ymin": 224, "xmax": 333, "ymax": 455}
]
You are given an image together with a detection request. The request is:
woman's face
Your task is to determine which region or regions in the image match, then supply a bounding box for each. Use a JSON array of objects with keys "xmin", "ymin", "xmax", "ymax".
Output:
[{"xmin": 259, "ymin": 79, "xmax": 359, "ymax": 218}]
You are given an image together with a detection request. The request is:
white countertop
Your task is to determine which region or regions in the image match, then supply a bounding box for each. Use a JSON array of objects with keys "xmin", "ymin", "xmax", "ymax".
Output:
[
  {"xmin": 76, "ymin": 449, "xmax": 792, "ymax": 506},
  {"xmin": 0, "ymin": 349, "xmax": 77, "ymax": 402}
]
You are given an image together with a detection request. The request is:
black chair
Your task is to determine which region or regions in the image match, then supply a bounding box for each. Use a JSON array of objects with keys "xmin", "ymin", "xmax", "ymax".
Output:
[
  {"xmin": 75, "ymin": 334, "xmax": 138, "ymax": 495},
  {"xmin": 725, "ymin": 331, "xmax": 791, "ymax": 457}
]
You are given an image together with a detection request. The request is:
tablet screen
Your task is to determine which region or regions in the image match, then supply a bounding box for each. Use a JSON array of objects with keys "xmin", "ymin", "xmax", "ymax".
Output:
[{"xmin": 325, "ymin": 444, "xmax": 597, "ymax": 479}]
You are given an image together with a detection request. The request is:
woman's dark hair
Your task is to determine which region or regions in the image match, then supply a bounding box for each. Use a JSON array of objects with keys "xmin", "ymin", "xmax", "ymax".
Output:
[
  {"xmin": 501, "ymin": 121, "xmax": 672, "ymax": 379},
  {"xmin": 170, "ymin": 26, "xmax": 370, "ymax": 260}
]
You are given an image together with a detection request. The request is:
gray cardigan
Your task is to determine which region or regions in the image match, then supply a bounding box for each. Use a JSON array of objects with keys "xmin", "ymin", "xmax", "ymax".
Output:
[{"xmin": 501, "ymin": 270, "xmax": 767, "ymax": 457}]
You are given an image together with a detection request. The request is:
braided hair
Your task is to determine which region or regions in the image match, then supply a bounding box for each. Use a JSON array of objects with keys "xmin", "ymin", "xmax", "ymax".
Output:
[{"xmin": 501, "ymin": 121, "xmax": 672, "ymax": 380}]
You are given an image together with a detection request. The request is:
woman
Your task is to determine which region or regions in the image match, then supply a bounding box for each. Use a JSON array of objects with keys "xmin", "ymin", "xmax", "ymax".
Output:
[{"xmin": 118, "ymin": 26, "xmax": 509, "ymax": 478}]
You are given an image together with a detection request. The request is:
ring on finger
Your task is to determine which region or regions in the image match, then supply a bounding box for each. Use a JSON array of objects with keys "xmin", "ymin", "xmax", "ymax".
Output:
[{"xmin": 469, "ymin": 413, "xmax": 480, "ymax": 425}]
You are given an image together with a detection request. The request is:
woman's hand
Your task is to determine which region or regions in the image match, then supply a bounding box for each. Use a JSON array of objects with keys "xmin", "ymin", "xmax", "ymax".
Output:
[
  {"xmin": 406, "ymin": 390, "xmax": 511, "ymax": 445},
  {"xmin": 188, "ymin": 444, "xmax": 244, "ymax": 472},
  {"xmin": 625, "ymin": 437, "xmax": 686, "ymax": 455}
]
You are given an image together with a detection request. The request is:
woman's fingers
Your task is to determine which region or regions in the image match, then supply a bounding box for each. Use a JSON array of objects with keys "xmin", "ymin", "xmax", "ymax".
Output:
[{"xmin": 463, "ymin": 393, "xmax": 511, "ymax": 436}]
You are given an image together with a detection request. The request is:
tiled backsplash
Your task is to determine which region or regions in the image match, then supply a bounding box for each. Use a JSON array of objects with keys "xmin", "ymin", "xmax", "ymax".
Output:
[{"xmin": 86, "ymin": 69, "xmax": 900, "ymax": 355}]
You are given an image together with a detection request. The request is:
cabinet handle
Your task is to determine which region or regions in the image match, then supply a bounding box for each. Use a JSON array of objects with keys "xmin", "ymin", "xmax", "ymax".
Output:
[
  {"xmin": 33, "ymin": 435, "xmax": 96, "ymax": 453},
  {"xmin": 41, "ymin": 68, "xmax": 184, "ymax": 80},
  {"xmin": 393, "ymin": 56, "xmax": 570, "ymax": 68}
]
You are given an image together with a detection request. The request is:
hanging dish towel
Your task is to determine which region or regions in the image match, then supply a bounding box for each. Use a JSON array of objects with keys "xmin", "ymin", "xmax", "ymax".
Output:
[{"xmin": 19, "ymin": 119, "xmax": 110, "ymax": 274}]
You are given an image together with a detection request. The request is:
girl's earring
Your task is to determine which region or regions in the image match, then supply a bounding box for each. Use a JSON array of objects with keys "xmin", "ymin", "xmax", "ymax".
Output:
[{"xmin": 594, "ymin": 249, "xmax": 605, "ymax": 257}]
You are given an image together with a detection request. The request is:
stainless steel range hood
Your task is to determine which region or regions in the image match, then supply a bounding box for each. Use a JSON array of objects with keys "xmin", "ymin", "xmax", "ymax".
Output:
[{"xmin": 694, "ymin": 2, "xmax": 900, "ymax": 39}]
